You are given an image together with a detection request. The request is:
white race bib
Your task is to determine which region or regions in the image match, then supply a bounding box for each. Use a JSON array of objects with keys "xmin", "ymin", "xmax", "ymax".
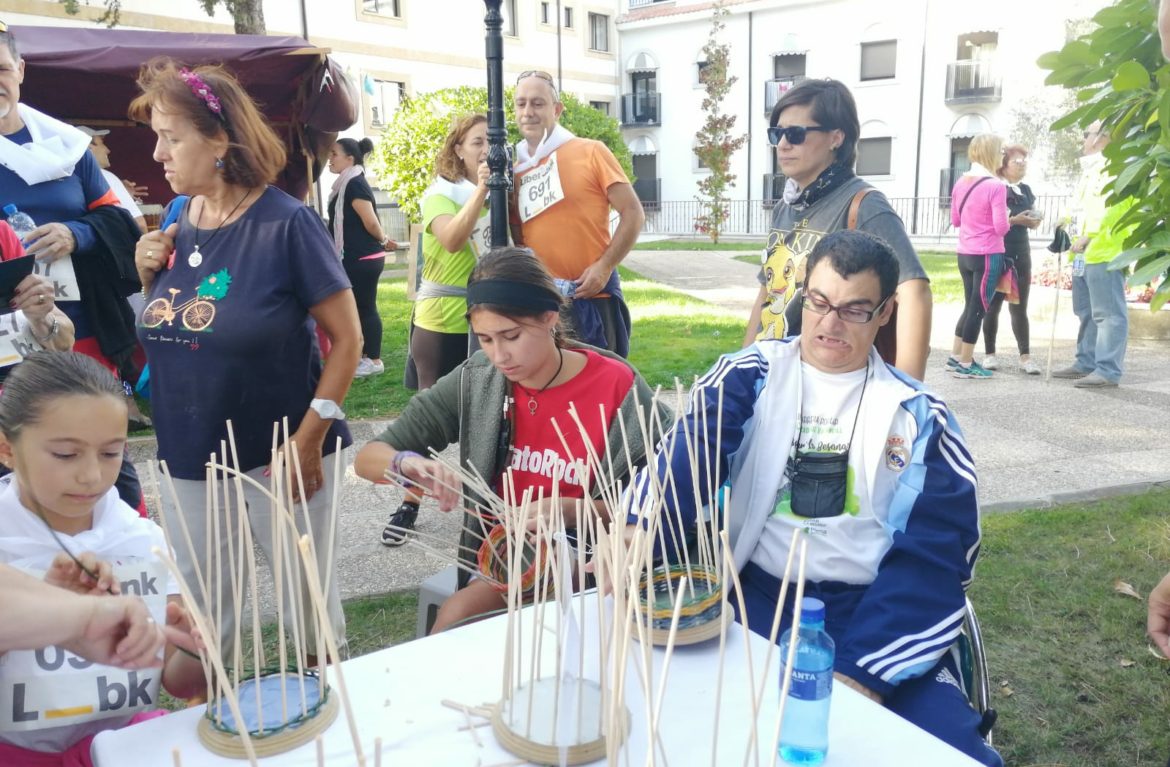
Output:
[
  {"xmin": 469, "ymin": 214, "xmax": 490, "ymax": 258},
  {"xmin": 518, "ymin": 153, "xmax": 566, "ymax": 223},
  {"xmin": 0, "ymin": 560, "xmax": 168, "ymax": 733},
  {"xmin": 0, "ymin": 312, "xmax": 35, "ymax": 368},
  {"xmin": 31, "ymin": 255, "xmax": 81, "ymax": 303}
]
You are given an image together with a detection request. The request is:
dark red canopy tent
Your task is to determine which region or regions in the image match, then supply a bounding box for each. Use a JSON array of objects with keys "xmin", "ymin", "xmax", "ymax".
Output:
[{"xmin": 13, "ymin": 25, "xmax": 356, "ymax": 208}]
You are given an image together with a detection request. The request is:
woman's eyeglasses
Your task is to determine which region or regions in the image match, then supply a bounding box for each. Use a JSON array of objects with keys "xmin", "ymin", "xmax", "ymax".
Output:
[
  {"xmin": 767, "ymin": 125, "xmax": 833, "ymax": 146},
  {"xmin": 802, "ymin": 293, "xmax": 891, "ymax": 324}
]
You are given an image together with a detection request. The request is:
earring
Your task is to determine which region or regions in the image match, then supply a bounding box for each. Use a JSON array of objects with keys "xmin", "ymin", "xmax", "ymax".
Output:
[{"xmin": 215, "ymin": 157, "xmax": 224, "ymax": 169}]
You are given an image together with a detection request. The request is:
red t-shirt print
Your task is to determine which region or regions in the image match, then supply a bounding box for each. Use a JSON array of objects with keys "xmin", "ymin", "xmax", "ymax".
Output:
[{"xmin": 501, "ymin": 350, "xmax": 634, "ymax": 502}]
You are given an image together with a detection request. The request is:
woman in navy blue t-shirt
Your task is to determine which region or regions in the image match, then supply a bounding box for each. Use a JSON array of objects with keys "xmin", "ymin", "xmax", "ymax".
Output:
[{"xmin": 128, "ymin": 58, "xmax": 361, "ymax": 659}]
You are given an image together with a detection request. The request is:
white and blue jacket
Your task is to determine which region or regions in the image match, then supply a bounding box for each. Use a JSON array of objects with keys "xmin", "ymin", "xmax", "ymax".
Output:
[{"xmin": 625, "ymin": 338, "xmax": 981, "ymax": 697}]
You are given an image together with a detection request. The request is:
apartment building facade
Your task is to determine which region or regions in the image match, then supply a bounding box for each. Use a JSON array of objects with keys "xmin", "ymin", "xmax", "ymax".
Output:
[{"xmin": 616, "ymin": 0, "xmax": 1106, "ymax": 232}]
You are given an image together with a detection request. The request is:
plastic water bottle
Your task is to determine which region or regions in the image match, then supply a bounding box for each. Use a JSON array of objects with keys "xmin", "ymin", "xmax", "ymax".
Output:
[
  {"xmin": 778, "ymin": 597, "xmax": 835, "ymax": 765},
  {"xmin": 3, "ymin": 204, "xmax": 36, "ymax": 242},
  {"xmin": 1072, "ymin": 252, "xmax": 1086, "ymax": 278}
]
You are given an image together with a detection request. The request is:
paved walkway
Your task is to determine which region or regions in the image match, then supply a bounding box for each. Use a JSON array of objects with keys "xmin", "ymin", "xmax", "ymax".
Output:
[{"xmin": 130, "ymin": 249, "xmax": 1170, "ymax": 605}]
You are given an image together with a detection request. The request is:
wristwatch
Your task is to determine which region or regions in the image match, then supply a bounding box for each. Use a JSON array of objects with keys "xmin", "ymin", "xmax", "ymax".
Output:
[{"xmin": 309, "ymin": 398, "xmax": 346, "ymax": 421}]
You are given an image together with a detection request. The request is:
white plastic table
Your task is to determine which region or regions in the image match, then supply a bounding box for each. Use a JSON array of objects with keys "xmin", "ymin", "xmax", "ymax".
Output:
[{"xmin": 92, "ymin": 593, "xmax": 983, "ymax": 766}]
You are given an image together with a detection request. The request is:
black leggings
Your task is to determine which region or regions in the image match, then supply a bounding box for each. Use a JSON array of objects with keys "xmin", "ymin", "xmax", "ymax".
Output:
[
  {"xmin": 344, "ymin": 255, "xmax": 384, "ymax": 359},
  {"xmin": 954, "ymin": 254, "xmax": 989, "ymax": 345},
  {"xmin": 410, "ymin": 325, "xmax": 469, "ymax": 389},
  {"xmin": 983, "ymin": 250, "xmax": 1031, "ymax": 355}
]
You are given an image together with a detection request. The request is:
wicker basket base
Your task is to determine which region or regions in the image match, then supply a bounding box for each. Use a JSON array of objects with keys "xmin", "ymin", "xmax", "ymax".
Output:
[
  {"xmin": 197, "ymin": 676, "xmax": 340, "ymax": 759},
  {"xmin": 492, "ymin": 677, "xmax": 628, "ymax": 765}
]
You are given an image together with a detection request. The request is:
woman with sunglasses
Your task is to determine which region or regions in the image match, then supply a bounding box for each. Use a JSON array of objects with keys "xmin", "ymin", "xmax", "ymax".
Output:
[
  {"xmin": 743, "ymin": 79, "xmax": 931, "ymax": 381},
  {"xmin": 355, "ymin": 246, "xmax": 668, "ymax": 632}
]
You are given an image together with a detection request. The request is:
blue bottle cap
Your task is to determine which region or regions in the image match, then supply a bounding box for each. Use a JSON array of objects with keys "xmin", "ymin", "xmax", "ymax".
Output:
[
  {"xmin": 799, "ymin": 597, "xmax": 825, "ymax": 624},
  {"xmin": 2, "ymin": 204, "xmax": 16, "ymax": 217}
]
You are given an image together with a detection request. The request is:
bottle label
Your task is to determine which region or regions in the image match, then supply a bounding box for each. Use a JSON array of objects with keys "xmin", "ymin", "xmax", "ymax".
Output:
[{"xmin": 786, "ymin": 667, "xmax": 832, "ymax": 701}]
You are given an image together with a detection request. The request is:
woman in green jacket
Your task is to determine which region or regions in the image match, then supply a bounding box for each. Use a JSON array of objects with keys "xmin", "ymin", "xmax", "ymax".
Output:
[{"xmin": 356, "ymin": 246, "xmax": 669, "ymax": 632}]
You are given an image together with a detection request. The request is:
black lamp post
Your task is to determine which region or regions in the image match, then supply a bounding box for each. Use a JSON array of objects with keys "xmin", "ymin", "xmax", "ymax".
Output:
[{"xmin": 483, "ymin": 0, "xmax": 510, "ymax": 247}]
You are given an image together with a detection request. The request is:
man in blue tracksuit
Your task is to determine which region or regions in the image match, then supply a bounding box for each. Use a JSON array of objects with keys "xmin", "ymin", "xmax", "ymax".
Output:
[{"xmin": 625, "ymin": 230, "xmax": 1001, "ymax": 766}]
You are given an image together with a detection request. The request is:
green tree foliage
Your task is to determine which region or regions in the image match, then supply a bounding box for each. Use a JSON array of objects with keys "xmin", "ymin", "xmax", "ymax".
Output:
[
  {"xmin": 693, "ymin": 4, "xmax": 747, "ymax": 244},
  {"xmin": 370, "ymin": 86, "xmax": 633, "ymax": 223},
  {"xmin": 60, "ymin": 0, "xmax": 265, "ymax": 33},
  {"xmin": 1039, "ymin": 0, "xmax": 1170, "ymax": 309}
]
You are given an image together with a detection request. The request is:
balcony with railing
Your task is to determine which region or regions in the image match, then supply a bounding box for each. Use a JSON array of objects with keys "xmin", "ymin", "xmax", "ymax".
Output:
[
  {"xmin": 945, "ymin": 60, "xmax": 1001, "ymax": 105},
  {"xmin": 763, "ymin": 76, "xmax": 806, "ymax": 115},
  {"xmin": 762, "ymin": 173, "xmax": 786, "ymax": 206},
  {"xmin": 621, "ymin": 92, "xmax": 661, "ymax": 127},
  {"xmin": 628, "ymin": 0, "xmax": 673, "ymax": 8},
  {"xmin": 633, "ymin": 177, "xmax": 661, "ymax": 210}
]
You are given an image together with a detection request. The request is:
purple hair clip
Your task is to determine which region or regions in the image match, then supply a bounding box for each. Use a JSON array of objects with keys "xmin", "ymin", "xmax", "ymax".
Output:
[{"xmin": 178, "ymin": 68, "xmax": 224, "ymax": 120}]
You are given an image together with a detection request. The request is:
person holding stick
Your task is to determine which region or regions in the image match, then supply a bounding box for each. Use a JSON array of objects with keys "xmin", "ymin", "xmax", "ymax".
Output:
[
  {"xmin": 0, "ymin": 351, "xmax": 203, "ymax": 766},
  {"xmin": 625, "ymin": 230, "xmax": 1001, "ymax": 766},
  {"xmin": 355, "ymin": 246, "xmax": 669, "ymax": 632}
]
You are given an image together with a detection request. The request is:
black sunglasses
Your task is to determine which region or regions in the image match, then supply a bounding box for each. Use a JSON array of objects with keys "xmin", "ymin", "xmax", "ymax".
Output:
[{"xmin": 767, "ymin": 125, "xmax": 833, "ymax": 146}]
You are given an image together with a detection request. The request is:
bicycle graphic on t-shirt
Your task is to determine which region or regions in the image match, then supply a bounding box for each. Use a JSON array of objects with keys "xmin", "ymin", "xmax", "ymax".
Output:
[
  {"xmin": 141, "ymin": 268, "xmax": 231, "ymax": 333},
  {"xmin": 142, "ymin": 288, "xmax": 216, "ymax": 332}
]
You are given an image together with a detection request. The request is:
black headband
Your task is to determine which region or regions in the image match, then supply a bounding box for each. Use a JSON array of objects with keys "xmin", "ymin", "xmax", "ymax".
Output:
[{"xmin": 466, "ymin": 279, "xmax": 560, "ymax": 313}]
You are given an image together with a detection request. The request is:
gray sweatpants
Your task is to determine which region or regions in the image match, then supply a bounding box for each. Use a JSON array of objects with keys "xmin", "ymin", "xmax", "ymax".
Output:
[{"xmin": 157, "ymin": 462, "xmax": 347, "ymax": 664}]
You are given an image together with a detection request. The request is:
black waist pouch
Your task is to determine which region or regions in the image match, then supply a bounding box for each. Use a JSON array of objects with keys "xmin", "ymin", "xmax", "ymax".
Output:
[{"xmin": 788, "ymin": 451, "xmax": 849, "ymax": 519}]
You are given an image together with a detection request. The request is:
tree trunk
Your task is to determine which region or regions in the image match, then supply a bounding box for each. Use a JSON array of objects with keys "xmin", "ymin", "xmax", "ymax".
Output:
[{"xmin": 230, "ymin": 0, "xmax": 266, "ymax": 35}]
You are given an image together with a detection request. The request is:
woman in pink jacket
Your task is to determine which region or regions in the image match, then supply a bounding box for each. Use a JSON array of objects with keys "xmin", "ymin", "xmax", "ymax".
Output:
[{"xmin": 946, "ymin": 134, "xmax": 1009, "ymax": 379}]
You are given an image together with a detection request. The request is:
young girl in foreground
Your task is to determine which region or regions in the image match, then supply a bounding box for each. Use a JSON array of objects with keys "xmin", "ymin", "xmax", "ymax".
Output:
[
  {"xmin": 356, "ymin": 247, "xmax": 670, "ymax": 632},
  {"xmin": 0, "ymin": 352, "xmax": 203, "ymax": 766}
]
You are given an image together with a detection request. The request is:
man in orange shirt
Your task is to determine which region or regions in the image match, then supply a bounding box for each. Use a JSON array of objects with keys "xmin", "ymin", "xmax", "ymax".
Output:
[{"xmin": 510, "ymin": 71, "xmax": 644, "ymax": 356}]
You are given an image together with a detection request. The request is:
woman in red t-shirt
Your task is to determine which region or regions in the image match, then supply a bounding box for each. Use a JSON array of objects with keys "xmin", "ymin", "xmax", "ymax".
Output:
[{"xmin": 356, "ymin": 247, "xmax": 667, "ymax": 631}]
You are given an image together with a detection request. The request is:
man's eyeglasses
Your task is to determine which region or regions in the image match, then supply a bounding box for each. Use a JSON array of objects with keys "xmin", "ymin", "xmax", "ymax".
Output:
[
  {"xmin": 516, "ymin": 70, "xmax": 559, "ymax": 97},
  {"xmin": 767, "ymin": 125, "xmax": 833, "ymax": 146},
  {"xmin": 802, "ymin": 292, "xmax": 891, "ymax": 324}
]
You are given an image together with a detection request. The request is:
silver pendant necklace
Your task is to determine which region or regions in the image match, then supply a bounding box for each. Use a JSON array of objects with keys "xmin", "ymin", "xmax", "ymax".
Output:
[{"xmin": 189, "ymin": 189, "xmax": 251, "ymax": 267}]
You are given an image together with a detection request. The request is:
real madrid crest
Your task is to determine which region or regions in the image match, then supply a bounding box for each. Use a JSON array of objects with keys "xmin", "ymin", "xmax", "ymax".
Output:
[{"xmin": 885, "ymin": 435, "xmax": 909, "ymax": 472}]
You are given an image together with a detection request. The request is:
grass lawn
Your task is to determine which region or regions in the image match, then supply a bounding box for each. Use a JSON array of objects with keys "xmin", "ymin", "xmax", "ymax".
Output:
[
  {"xmin": 918, "ymin": 250, "xmax": 965, "ymax": 304},
  {"xmin": 634, "ymin": 238, "xmax": 763, "ymax": 251},
  {"xmin": 345, "ymin": 269, "xmax": 738, "ymax": 420},
  {"xmin": 618, "ymin": 265, "xmax": 743, "ymax": 390},
  {"xmin": 343, "ymin": 278, "xmax": 414, "ymax": 421},
  {"xmin": 971, "ymin": 488, "xmax": 1170, "ymax": 767}
]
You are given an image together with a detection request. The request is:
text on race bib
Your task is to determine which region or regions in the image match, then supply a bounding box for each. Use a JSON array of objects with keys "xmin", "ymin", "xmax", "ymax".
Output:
[
  {"xmin": 518, "ymin": 153, "xmax": 566, "ymax": 223},
  {"xmin": 31, "ymin": 256, "xmax": 81, "ymax": 303},
  {"xmin": 0, "ymin": 560, "xmax": 168, "ymax": 733}
]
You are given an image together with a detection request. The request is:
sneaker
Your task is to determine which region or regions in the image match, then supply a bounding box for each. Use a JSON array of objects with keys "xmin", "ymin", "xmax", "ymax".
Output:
[
  {"xmin": 1073, "ymin": 372, "xmax": 1118, "ymax": 389},
  {"xmin": 381, "ymin": 501, "xmax": 419, "ymax": 547},
  {"xmin": 354, "ymin": 358, "xmax": 385, "ymax": 378},
  {"xmin": 943, "ymin": 355, "xmax": 961, "ymax": 371},
  {"xmin": 982, "ymin": 354, "xmax": 999, "ymax": 371},
  {"xmin": 952, "ymin": 361, "xmax": 993, "ymax": 379},
  {"xmin": 1021, "ymin": 359, "xmax": 1042, "ymax": 376},
  {"xmin": 1051, "ymin": 365, "xmax": 1090, "ymax": 380}
]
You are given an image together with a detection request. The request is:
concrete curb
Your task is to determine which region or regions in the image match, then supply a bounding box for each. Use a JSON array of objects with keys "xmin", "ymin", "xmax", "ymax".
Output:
[{"xmin": 982, "ymin": 478, "xmax": 1170, "ymax": 514}]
